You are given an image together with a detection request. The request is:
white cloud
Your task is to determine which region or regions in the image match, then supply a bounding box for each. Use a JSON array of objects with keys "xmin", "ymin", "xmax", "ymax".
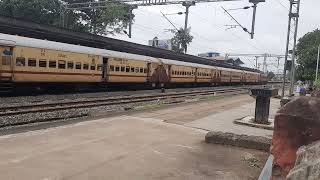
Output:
[{"xmin": 107, "ymin": 0, "xmax": 320, "ymax": 71}]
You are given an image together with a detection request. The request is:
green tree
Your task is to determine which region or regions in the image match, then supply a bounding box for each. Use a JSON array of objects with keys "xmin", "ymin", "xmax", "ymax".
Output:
[
  {"xmin": 63, "ymin": 0, "xmax": 133, "ymax": 35},
  {"xmin": 296, "ymin": 29, "xmax": 320, "ymax": 81},
  {"xmin": 0, "ymin": 0, "xmax": 62, "ymax": 26},
  {"xmin": 171, "ymin": 28, "xmax": 193, "ymax": 53},
  {"xmin": 0, "ymin": 0, "xmax": 133, "ymax": 35},
  {"xmin": 267, "ymin": 71, "xmax": 275, "ymax": 81}
]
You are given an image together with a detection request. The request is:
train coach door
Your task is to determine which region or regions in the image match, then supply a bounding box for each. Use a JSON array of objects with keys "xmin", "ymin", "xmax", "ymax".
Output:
[
  {"xmin": 146, "ymin": 62, "xmax": 151, "ymax": 82},
  {"xmin": 0, "ymin": 46, "xmax": 14, "ymax": 81},
  {"xmin": 195, "ymin": 68, "xmax": 198, "ymax": 84},
  {"xmin": 102, "ymin": 57, "xmax": 108, "ymax": 82},
  {"xmin": 168, "ymin": 65, "xmax": 172, "ymax": 82}
]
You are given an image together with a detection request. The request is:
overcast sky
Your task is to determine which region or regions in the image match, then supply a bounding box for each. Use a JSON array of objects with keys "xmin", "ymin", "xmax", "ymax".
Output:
[{"xmin": 107, "ymin": 0, "xmax": 320, "ymax": 72}]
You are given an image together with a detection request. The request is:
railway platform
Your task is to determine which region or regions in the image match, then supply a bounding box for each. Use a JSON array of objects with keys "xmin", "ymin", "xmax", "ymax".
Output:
[{"xmin": 0, "ymin": 94, "xmax": 280, "ymax": 180}]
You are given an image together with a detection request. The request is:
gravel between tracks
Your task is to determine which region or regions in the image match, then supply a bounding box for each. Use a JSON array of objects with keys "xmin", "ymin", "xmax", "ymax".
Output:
[
  {"xmin": 0, "ymin": 100, "xmax": 159, "ymax": 128},
  {"xmin": 0, "ymin": 91, "xmax": 245, "ymax": 128},
  {"xmin": 0, "ymin": 84, "xmax": 281, "ymax": 128},
  {"xmin": 0, "ymin": 85, "xmax": 256, "ymax": 106}
]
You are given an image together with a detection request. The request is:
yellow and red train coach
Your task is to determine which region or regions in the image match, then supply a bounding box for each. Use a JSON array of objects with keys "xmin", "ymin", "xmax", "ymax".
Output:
[{"xmin": 0, "ymin": 33, "xmax": 265, "ymax": 92}]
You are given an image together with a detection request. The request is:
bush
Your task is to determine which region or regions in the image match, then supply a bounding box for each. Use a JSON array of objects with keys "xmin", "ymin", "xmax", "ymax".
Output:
[{"xmin": 314, "ymin": 79, "xmax": 320, "ymax": 89}]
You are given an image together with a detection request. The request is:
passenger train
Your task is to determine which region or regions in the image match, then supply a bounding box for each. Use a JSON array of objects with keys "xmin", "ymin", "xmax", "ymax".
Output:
[{"xmin": 0, "ymin": 33, "xmax": 267, "ymax": 93}]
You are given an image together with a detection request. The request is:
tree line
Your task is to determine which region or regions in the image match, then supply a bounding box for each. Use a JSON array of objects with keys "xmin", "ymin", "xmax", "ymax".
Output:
[
  {"xmin": 296, "ymin": 29, "xmax": 320, "ymax": 83},
  {"xmin": 0, "ymin": 0, "xmax": 193, "ymax": 54},
  {"xmin": 0, "ymin": 0, "xmax": 132, "ymax": 35}
]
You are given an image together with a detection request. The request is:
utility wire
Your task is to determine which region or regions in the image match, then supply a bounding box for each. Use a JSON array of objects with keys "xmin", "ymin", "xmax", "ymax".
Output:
[
  {"xmin": 134, "ymin": 10, "xmax": 215, "ymax": 52},
  {"xmin": 160, "ymin": 11, "xmax": 180, "ymax": 31},
  {"xmin": 174, "ymin": 4, "xmax": 265, "ymax": 52},
  {"xmin": 136, "ymin": 8, "xmax": 218, "ymax": 51},
  {"xmin": 274, "ymin": 0, "xmax": 289, "ymax": 11},
  {"xmin": 221, "ymin": 6, "xmax": 250, "ymax": 35}
]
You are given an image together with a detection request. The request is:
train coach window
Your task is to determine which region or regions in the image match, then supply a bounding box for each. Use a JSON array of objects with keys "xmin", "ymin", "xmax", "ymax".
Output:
[
  {"xmin": 2, "ymin": 56, "xmax": 11, "ymax": 65},
  {"xmin": 120, "ymin": 66, "xmax": 125, "ymax": 72},
  {"xmin": 91, "ymin": 64, "xmax": 96, "ymax": 70},
  {"xmin": 76, "ymin": 62, "xmax": 82, "ymax": 70},
  {"xmin": 115, "ymin": 66, "xmax": 120, "ymax": 72},
  {"xmin": 135, "ymin": 67, "xmax": 139, "ymax": 73},
  {"xmin": 110, "ymin": 65, "xmax": 115, "ymax": 71},
  {"xmin": 16, "ymin": 57, "xmax": 25, "ymax": 66},
  {"xmin": 130, "ymin": 67, "xmax": 135, "ymax": 72},
  {"xmin": 125, "ymin": 66, "xmax": 130, "ymax": 72},
  {"xmin": 58, "ymin": 60, "xmax": 66, "ymax": 69},
  {"xmin": 49, "ymin": 60, "xmax": 56, "ymax": 68},
  {"xmin": 97, "ymin": 64, "xmax": 102, "ymax": 71},
  {"xmin": 39, "ymin": 60, "xmax": 47, "ymax": 67},
  {"xmin": 83, "ymin": 63, "xmax": 89, "ymax": 70},
  {"xmin": 67, "ymin": 61, "xmax": 74, "ymax": 69},
  {"xmin": 28, "ymin": 58, "xmax": 37, "ymax": 67},
  {"xmin": 139, "ymin": 68, "xmax": 143, "ymax": 73}
]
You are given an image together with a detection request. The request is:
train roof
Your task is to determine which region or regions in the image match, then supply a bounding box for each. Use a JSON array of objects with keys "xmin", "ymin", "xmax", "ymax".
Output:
[
  {"xmin": 0, "ymin": 33, "xmax": 235, "ymax": 69},
  {"xmin": 0, "ymin": 33, "xmax": 160, "ymax": 63},
  {"xmin": 0, "ymin": 33, "xmax": 262, "ymax": 74},
  {"xmin": 159, "ymin": 58, "xmax": 216, "ymax": 69},
  {"xmin": 0, "ymin": 16, "xmax": 262, "ymax": 74}
]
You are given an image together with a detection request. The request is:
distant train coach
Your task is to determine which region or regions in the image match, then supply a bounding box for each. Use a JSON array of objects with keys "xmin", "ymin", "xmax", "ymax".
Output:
[{"xmin": 0, "ymin": 33, "xmax": 267, "ymax": 93}]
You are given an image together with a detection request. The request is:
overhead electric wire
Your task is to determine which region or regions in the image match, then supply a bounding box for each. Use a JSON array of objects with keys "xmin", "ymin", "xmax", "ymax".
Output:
[
  {"xmin": 221, "ymin": 6, "xmax": 250, "ymax": 34},
  {"xmin": 135, "ymin": 8, "xmax": 218, "ymax": 52},
  {"xmin": 160, "ymin": 11, "xmax": 180, "ymax": 31},
  {"xmin": 174, "ymin": 4, "xmax": 265, "ymax": 52},
  {"xmin": 274, "ymin": 0, "xmax": 290, "ymax": 11}
]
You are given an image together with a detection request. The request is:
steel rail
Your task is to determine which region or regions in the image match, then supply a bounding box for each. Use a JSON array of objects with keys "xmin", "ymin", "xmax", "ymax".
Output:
[{"xmin": 0, "ymin": 88, "xmax": 249, "ymax": 117}]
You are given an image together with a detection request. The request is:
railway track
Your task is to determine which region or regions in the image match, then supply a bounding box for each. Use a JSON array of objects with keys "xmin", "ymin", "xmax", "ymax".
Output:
[{"xmin": 0, "ymin": 87, "xmax": 250, "ymax": 117}]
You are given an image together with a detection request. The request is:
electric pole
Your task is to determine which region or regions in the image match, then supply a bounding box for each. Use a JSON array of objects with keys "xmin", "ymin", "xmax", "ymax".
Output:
[
  {"xmin": 263, "ymin": 53, "xmax": 267, "ymax": 73},
  {"xmin": 316, "ymin": 44, "xmax": 320, "ymax": 82},
  {"xmin": 182, "ymin": 1, "xmax": 195, "ymax": 53},
  {"xmin": 282, "ymin": 0, "xmax": 301, "ymax": 97},
  {"xmin": 249, "ymin": 0, "xmax": 265, "ymax": 39},
  {"xmin": 277, "ymin": 57, "xmax": 281, "ymax": 75},
  {"xmin": 255, "ymin": 56, "xmax": 259, "ymax": 69},
  {"xmin": 128, "ymin": 5, "xmax": 138, "ymax": 38}
]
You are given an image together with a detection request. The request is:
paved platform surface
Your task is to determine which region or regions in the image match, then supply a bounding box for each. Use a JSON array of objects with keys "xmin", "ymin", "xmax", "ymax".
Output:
[
  {"xmin": 185, "ymin": 98, "xmax": 280, "ymax": 139},
  {"xmin": 134, "ymin": 94, "xmax": 254, "ymax": 125},
  {"xmin": 135, "ymin": 95, "xmax": 279, "ymax": 139},
  {"xmin": 0, "ymin": 117, "xmax": 267, "ymax": 180},
  {"xmin": 0, "ymin": 94, "xmax": 274, "ymax": 180}
]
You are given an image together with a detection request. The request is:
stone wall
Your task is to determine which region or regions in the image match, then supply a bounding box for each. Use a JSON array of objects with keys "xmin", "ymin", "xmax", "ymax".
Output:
[
  {"xmin": 270, "ymin": 97, "xmax": 320, "ymax": 179},
  {"xmin": 286, "ymin": 140, "xmax": 320, "ymax": 180}
]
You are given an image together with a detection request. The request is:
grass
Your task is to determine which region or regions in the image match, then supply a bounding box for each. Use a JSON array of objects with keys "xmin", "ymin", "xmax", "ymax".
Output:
[
  {"xmin": 241, "ymin": 153, "xmax": 260, "ymax": 168},
  {"xmin": 134, "ymin": 102, "xmax": 165, "ymax": 111},
  {"xmin": 134, "ymin": 93, "xmax": 240, "ymax": 111}
]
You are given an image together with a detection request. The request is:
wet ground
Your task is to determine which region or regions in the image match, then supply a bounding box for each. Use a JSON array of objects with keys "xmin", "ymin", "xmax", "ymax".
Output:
[{"xmin": 0, "ymin": 94, "xmax": 270, "ymax": 180}]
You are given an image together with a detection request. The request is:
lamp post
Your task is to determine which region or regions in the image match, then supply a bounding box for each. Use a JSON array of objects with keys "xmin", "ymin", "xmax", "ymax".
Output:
[{"xmin": 316, "ymin": 44, "xmax": 320, "ymax": 81}]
